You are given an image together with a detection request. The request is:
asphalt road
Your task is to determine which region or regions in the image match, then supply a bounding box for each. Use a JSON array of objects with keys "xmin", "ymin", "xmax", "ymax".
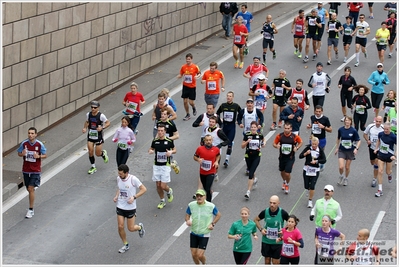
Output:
[{"xmin": 2, "ymin": 2, "xmax": 397, "ymax": 266}]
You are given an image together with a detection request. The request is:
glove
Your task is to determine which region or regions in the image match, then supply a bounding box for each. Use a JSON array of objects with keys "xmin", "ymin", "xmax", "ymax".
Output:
[
  {"xmin": 331, "ymin": 219, "xmax": 336, "ymax": 225},
  {"xmin": 127, "ymin": 140, "xmax": 133, "ymax": 145},
  {"xmin": 382, "ymin": 80, "xmax": 387, "ymax": 85},
  {"xmin": 310, "ymin": 215, "xmax": 314, "ymax": 221},
  {"xmin": 325, "ymin": 88, "xmax": 330, "ymax": 93},
  {"xmin": 374, "ymin": 81, "xmax": 379, "ymax": 86},
  {"xmin": 260, "ymin": 30, "xmax": 264, "ymax": 34},
  {"xmin": 112, "ymin": 138, "xmax": 118, "ymax": 143}
]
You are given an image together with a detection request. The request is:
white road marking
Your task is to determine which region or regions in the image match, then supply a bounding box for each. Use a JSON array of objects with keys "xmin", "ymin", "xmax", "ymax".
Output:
[{"xmin": 369, "ymin": 211, "xmax": 386, "ymax": 241}]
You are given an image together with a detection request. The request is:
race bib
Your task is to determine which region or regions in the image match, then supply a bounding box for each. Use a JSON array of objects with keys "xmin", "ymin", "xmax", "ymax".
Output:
[
  {"xmin": 117, "ymin": 141, "xmax": 128, "ymax": 150},
  {"xmin": 255, "ymin": 100, "xmax": 264, "ymax": 110},
  {"xmin": 295, "ymin": 25, "xmax": 303, "ymax": 32},
  {"xmin": 319, "ymin": 244, "xmax": 330, "ymax": 257},
  {"xmin": 293, "ymin": 93, "xmax": 303, "ymax": 103},
  {"xmin": 355, "ymin": 105, "xmax": 365, "ymax": 114},
  {"xmin": 263, "ymin": 32, "xmax": 271, "ymax": 39},
  {"xmin": 312, "ymin": 123, "xmax": 321, "ymax": 134},
  {"xmin": 341, "ymin": 140, "xmax": 352, "ymax": 149},
  {"xmin": 344, "ymin": 27, "xmax": 352, "ymax": 35},
  {"xmin": 391, "ymin": 118, "xmax": 397, "ymax": 126},
  {"xmin": 127, "ymin": 101, "xmax": 138, "ymax": 112},
  {"xmin": 379, "ymin": 142, "xmax": 389, "ymax": 154},
  {"xmin": 223, "ymin": 111, "xmax": 234, "ymax": 122},
  {"xmin": 309, "ymin": 18, "xmax": 316, "ymax": 26},
  {"xmin": 234, "ymin": 35, "xmax": 242, "ymax": 43},
  {"xmin": 89, "ymin": 129, "xmax": 98, "ymax": 140},
  {"xmin": 266, "ymin": 227, "xmax": 278, "ymax": 239},
  {"xmin": 306, "ymin": 166, "xmax": 318, "ymax": 176},
  {"xmin": 283, "ymin": 243, "xmax": 294, "ymax": 257},
  {"xmin": 201, "ymin": 160, "xmax": 212, "ymax": 171},
  {"xmin": 25, "ymin": 151, "xmax": 36, "ymax": 163},
  {"xmin": 249, "ymin": 139, "xmax": 260, "ymax": 150},
  {"xmin": 207, "ymin": 81, "xmax": 217, "ymax": 90},
  {"xmin": 184, "ymin": 75, "xmax": 193, "ymax": 83},
  {"xmin": 156, "ymin": 152, "xmax": 167, "ymax": 163},
  {"xmin": 328, "ymin": 23, "xmax": 335, "ymax": 31},
  {"xmin": 119, "ymin": 189, "xmax": 129, "ymax": 200},
  {"xmin": 281, "ymin": 144, "xmax": 292, "ymax": 155},
  {"xmin": 275, "ymin": 86, "xmax": 283, "ymax": 96},
  {"xmin": 378, "ymin": 38, "xmax": 387, "ymax": 45}
]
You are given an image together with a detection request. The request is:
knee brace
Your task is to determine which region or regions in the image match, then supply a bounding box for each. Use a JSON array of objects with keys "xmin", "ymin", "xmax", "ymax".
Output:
[{"xmin": 374, "ymin": 164, "xmax": 379, "ymax": 170}]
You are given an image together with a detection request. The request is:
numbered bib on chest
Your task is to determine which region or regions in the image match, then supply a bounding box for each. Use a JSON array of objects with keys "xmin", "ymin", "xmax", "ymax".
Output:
[
  {"xmin": 118, "ymin": 141, "xmax": 128, "ymax": 150},
  {"xmin": 255, "ymin": 100, "xmax": 264, "ymax": 110},
  {"xmin": 312, "ymin": 123, "xmax": 321, "ymax": 134},
  {"xmin": 355, "ymin": 105, "xmax": 365, "ymax": 114},
  {"xmin": 341, "ymin": 140, "xmax": 352, "ymax": 149},
  {"xmin": 234, "ymin": 35, "xmax": 242, "ymax": 43},
  {"xmin": 275, "ymin": 87, "xmax": 284, "ymax": 96},
  {"xmin": 293, "ymin": 93, "xmax": 303, "ymax": 103},
  {"xmin": 263, "ymin": 32, "xmax": 271, "ymax": 39},
  {"xmin": 266, "ymin": 227, "xmax": 279, "ymax": 239},
  {"xmin": 295, "ymin": 25, "xmax": 303, "ymax": 32},
  {"xmin": 89, "ymin": 129, "xmax": 99, "ymax": 140},
  {"xmin": 207, "ymin": 81, "xmax": 217, "ymax": 90},
  {"xmin": 281, "ymin": 144, "xmax": 292, "ymax": 155},
  {"xmin": 25, "ymin": 151, "xmax": 37, "ymax": 162},
  {"xmin": 328, "ymin": 23, "xmax": 336, "ymax": 31},
  {"xmin": 249, "ymin": 139, "xmax": 260, "ymax": 150},
  {"xmin": 119, "ymin": 189, "xmax": 129, "ymax": 200},
  {"xmin": 127, "ymin": 101, "xmax": 138, "ymax": 112},
  {"xmin": 344, "ymin": 27, "xmax": 352, "ymax": 35},
  {"xmin": 184, "ymin": 75, "xmax": 193, "ymax": 83},
  {"xmin": 319, "ymin": 244, "xmax": 330, "ymax": 257},
  {"xmin": 201, "ymin": 160, "xmax": 212, "ymax": 171},
  {"xmin": 379, "ymin": 141, "xmax": 389, "ymax": 154},
  {"xmin": 306, "ymin": 166, "xmax": 318, "ymax": 176},
  {"xmin": 282, "ymin": 243, "xmax": 295, "ymax": 257},
  {"xmin": 309, "ymin": 18, "xmax": 316, "ymax": 26},
  {"xmin": 157, "ymin": 152, "xmax": 167, "ymax": 163},
  {"xmin": 223, "ymin": 111, "xmax": 234, "ymax": 122}
]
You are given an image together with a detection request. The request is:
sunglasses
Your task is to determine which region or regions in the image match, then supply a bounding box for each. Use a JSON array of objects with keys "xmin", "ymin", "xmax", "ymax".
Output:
[
  {"xmin": 377, "ymin": 66, "xmax": 383, "ymax": 68},
  {"xmin": 91, "ymin": 106, "xmax": 98, "ymax": 109},
  {"xmin": 196, "ymin": 195, "xmax": 204, "ymax": 198}
]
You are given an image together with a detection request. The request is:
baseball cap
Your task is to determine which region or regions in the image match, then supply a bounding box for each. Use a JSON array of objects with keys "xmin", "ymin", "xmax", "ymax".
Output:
[
  {"xmin": 316, "ymin": 62, "xmax": 323, "ymax": 67},
  {"xmin": 195, "ymin": 189, "xmax": 206, "ymax": 196},
  {"xmin": 257, "ymin": 74, "xmax": 266, "ymax": 80},
  {"xmin": 377, "ymin": 63, "xmax": 383, "ymax": 67},
  {"xmin": 253, "ymin": 55, "xmax": 261, "ymax": 60},
  {"xmin": 91, "ymin": 100, "xmax": 100, "ymax": 107},
  {"xmin": 318, "ymin": 2, "xmax": 323, "ymax": 4},
  {"xmin": 324, "ymin": 185, "xmax": 334, "ymax": 192},
  {"xmin": 246, "ymin": 98, "xmax": 254, "ymax": 103}
]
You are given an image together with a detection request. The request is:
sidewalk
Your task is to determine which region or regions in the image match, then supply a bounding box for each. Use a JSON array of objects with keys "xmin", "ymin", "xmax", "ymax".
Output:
[{"xmin": 2, "ymin": 2, "xmax": 314, "ymax": 202}]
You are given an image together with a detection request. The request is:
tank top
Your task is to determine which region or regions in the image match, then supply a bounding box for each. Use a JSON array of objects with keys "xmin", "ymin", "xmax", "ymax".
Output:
[
  {"xmin": 243, "ymin": 108, "xmax": 258, "ymax": 133},
  {"xmin": 262, "ymin": 21, "xmax": 275, "ymax": 40},
  {"xmin": 294, "ymin": 16, "xmax": 305, "ymax": 36},
  {"xmin": 289, "ymin": 88, "xmax": 306, "ymax": 111}
]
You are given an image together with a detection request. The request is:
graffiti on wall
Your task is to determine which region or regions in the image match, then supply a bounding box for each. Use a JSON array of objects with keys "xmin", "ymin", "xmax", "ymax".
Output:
[{"xmin": 143, "ymin": 15, "xmax": 163, "ymax": 35}]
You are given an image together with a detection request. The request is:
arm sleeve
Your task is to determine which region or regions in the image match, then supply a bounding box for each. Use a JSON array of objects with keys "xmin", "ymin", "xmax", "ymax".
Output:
[
  {"xmin": 318, "ymin": 148, "xmax": 327, "ymax": 164},
  {"xmin": 308, "ymin": 75, "xmax": 314, "ymax": 88},
  {"xmin": 335, "ymin": 204, "xmax": 343, "ymax": 222},
  {"xmin": 298, "ymin": 238, "xmax": 305, "ymax": 248},
  {"xmin": 237, "ymin": 109, "xmax": 244, "ymax": 125},
  {"xmin": 168, "ymin": 98, "xmax": 177, "ymax": 112},
  {"xmin": 280, "ymin": 108, "xmax": 289, "ymax": 121},
  {"xmin": 367, "ymin": 73, "xmax": 375, "ymax": 85},
  {"xmin": 304, "ymin": 91, "xmax": 310, "ymax": 105},
  {"xmin": 257, "ymin": 109, "xmax": 264, "ymax": 125},
  {"xmin": 298, "ymin": 146, "xmax": 308, "ymax": 159},
  {"xmin": 326, "ymin": 74, "xmax": 332, "ymax": 87},
  {"xmin": 385, "ymin": 73, "xmax": 390, "ymax": 85},
  {"xmin": 192, "ymin": 114, "xmax": 204, "ymax": 127},
  {"xmin": 365, "ymin": 96, "xmax": 372, "ymax": 109},
  {"xmin": 282, "ymin": 209, "xmax": 290, "ymax": 221}
]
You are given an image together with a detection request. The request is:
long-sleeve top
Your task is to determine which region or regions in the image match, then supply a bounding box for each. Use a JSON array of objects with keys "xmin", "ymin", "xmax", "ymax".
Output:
[
  {"xmin": 112, "ymin": 126, "xmax": 136, "ymax": 149},
  {"xmin": 351, "ymin": 94, "xmax": 372, "ymax": 114},
  {"xmin": 279, "ymin": 106, "xmax": 304, "ymax": 132},
  {"xmin": 299, "ymin": 145, "xmax": 327, "ymax": 167},
  {"xmin": 367, "ymin": 70, "xmax": 390, "ymax": 94},
  {"xmin": 219, "ymin": 2, "xmax": 238, "ymax": 15}
]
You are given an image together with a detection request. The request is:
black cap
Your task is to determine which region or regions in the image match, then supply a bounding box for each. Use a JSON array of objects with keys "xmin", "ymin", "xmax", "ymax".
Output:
[
  {"xmin": 316, "ymin": 62, "xmax": 323, "ymax": 67},
  {"xmin": 91, "ymin": 100, "xmax": 100, "ymax": 107}
]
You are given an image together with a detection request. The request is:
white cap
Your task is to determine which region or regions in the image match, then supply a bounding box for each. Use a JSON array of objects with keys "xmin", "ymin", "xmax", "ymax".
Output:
[
  {"xmin": 257, "ymin": 74, "xmax": 266, "ymax": 80},
  {"xmin": 324, "ymin": 185, "xmax": 334, "ymax": 192},
  {"xmin": 377, "ymin": 63, "xmax": 383, "ymax": 67}
]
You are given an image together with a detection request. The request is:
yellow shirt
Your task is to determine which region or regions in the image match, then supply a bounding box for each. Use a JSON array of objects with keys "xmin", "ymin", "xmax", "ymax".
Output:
[{"xmin": 375, "ymin": 28, "xmax": 390, "ymax": 45}]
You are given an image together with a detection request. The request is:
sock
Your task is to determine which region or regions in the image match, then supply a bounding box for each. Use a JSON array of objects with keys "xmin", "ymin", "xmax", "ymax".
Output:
[
  {"xmin": 92, "ymin": 164, "xmax": 96, "ymax": 168},
  {"xmin": 356, "ymin": 52, "xmax": 360, "ymax": 62},
  {"xmin": 378, "ymin": 184, "xmax": 382, "ymax": 191},
  {"xmin": 168, "ymin": 189, "xmax": 172, "ymax": 194},
  {"xmin": 29, "ymin": 208, "xmax": 33, "ymax": 211},
  {"xmin": 161, "ymin": 198, "xmax": 165, "ymax": 202},
  {"xmin": 226, "ymin": 154, "xmax": 230, "ymax": 160},
  {"xmin": 273, "ymin": 50, "xmax": 276, "ymax": 55},
  {"xmin": 89, "ymin": 156, "xmax": 95, "ymax": 164},
  {"xmin": 263, "ymin": 52, "xmax": 266, "ymax": 62},
  {"xmin": 339, "ymin": 174, "xmax": 344, "ymax": 178}
]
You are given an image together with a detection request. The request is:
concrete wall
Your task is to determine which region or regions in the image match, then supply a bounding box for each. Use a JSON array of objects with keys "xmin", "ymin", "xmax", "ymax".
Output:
[{"xmin": 2, "ymin": 2, "xmax": 272, "ymax": 153}]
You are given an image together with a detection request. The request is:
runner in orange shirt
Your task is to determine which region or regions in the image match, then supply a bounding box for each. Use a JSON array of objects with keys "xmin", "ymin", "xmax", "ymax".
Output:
[
  {"xmin": 177, "ymin": 53, "xmax": 201, "ymax": 121},
  {"xmin": 201, "ymin": 62, "xmax": 226, "ymax": 108}
]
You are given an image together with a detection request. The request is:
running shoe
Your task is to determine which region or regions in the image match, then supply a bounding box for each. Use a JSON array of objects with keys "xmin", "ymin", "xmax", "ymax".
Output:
[
  {"xmin": 371, "ymin": 178, "xmax": 377, "ymax": 187},
  {"xmin": 25, "ymin": 209, "xmax": 34, "ymax": 219},
  {"xmin": 312, "ymin": 54, "xmax": 317, "ymax": 61},
  {"xmin": 192, "ymin": 107, "xmax": 197, "ymax": 116},
  {"xmin": 327, "ymin": 60, "xmax": 331, "ymax": 65},
  {"xmin": 157, "ymin": 201, "xmax": 166, "ymax": 209},
  {"xmin": 134, "ymin": 129, "xmax": 139, "ymax": 135},
  {"xmin": 270, "ymin": 122, "xmax": 277, "ymax": 130},
  {"xmin": 171, "ymin": 160, "xmax": 180, "ymax": 174},
  {"xmin": 297, "ymin": 53, "xmax": 302, "ymax": 58},
  {"xmin": 167, "ymin": 188, "xmax": 174, "ymax": 203},
  {"xmin": 364, "ymin": 51, "xmax": 367, "ymax": 58},
  {"xmin": 278, "ymin": 120, "xmax": 283, "ymax": 128},
  {"xmin": 335, "ymin": 51, "xmax": 339, "ymax": 59},
  {"xmin": 369, "ymin": 15, "xmax": 374, "ymax": 19},
  {"xmin": 388, "ymin": 174, "xmax": 392, "ymax": 183},
  {"xmin": 354, "ymin": 62, "xmax": 359, "ymax": 67},
  {"xmin": 103, "ymin": 150, "xmax": 109, "ymax": 163},
  {"xmin": 34, "ymin": 185, "xmax": 39, "ymax": 191},
  {"xmin": 253, "ymin": 177, "xmax": 258, "ymax": 189},
  {"xmin": 245, "ymin": 190, "xmax": 250, "ymax": 199},
  {"xmin": 214, "ymin": 173, "xmax": 219, "ymax": 182},
  {"xmin": 337, "ymin": 176, "xmax": 344, "ymax": 185},
  {"xmin": 282, "ymin": 181, "xmax": 286, "ymax": 190},
  {"xmin": 340, "ymin": 116, "xmax": 345, "ymax": 122},
  {"xmin": 119, "ymin": 244, "xmax": 130, "ymax": 253},
  {"xmin": 343, "ymin": 57, "xmax": 347, "ymax": 63},
  {"xmin": 244, "ymin": 46, "xmax": 249, "ymax": 55},
  {"xmin": 273, "ymin": 52, "xmax": 276, "ymax": 60},
  {"xmin": 307, "ymin": 200, "xmax": 313, "ymax": 208},
  {"xmin": 88, "ymin": 166, "xmax": 97, "ymax": 174},
  {"xmin": 239, "ymin": 62, "xmax": 244, "ymax": 69},
  {"xmin": 183, "ymin": 114, "xmax": 191, "ymax": 121},
  {"xmin": 303, "ymin": 56, "xmax": 309, "ymax": 63},
  {"xmin": 294, "ymin": 49, "xmax": 298, "ymax": 55},
  {"xmin": 224, "ymin": 159, "xmax": 229, "ymax": 168},
  {"xmin": 138, "ymin": 223, "xmax": 145, "ymax": 238},
  {"xmin": 262, "ymin": 62, "xmax": 267, "ymax": 67},
  {"xmin": 375, "ymin": 190, "xmax": 383, "ymax": 197},
  {"xmin": 284, "ymin": 184, "xmax": 290, "ymax": 194},
  {"xmin": 234, "ymin": 61, "xmax": 239, "ymax": 68},
  {"xmin": 343, "ymin": 178, "xmax": 348, "ymax": 186}
]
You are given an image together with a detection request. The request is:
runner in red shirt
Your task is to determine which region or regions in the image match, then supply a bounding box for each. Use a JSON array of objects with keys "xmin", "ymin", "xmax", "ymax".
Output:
[
  {"xmin": 232, "ymin": 16, "xmax": 249, "ymax": 69},
  {"xmin": 122, "ymin": 82, "xmax": 145, "ymax": 134}
]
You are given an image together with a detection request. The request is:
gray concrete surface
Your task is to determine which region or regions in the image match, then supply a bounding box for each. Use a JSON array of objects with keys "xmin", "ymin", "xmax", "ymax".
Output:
[{"xmin": 2, "ymin": 2, "xmax": 311, "ymax": 202}]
